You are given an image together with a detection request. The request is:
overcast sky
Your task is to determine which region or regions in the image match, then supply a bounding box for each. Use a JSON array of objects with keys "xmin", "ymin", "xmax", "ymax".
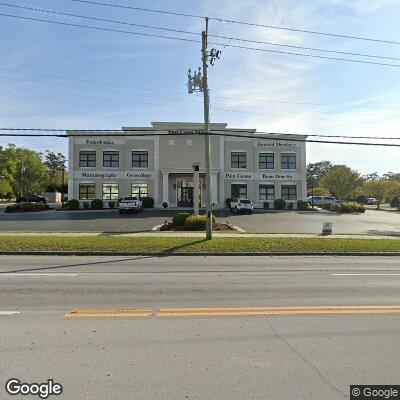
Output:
[{"xmin": 1, "ymin": 0, "xmax": 400, "ymax": 174}]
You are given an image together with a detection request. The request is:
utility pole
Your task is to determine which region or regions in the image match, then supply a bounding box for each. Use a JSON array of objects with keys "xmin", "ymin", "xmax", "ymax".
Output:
[
  {"xmin": 202, "ymin": 18, "xmax": 212, "ymax": 240},
  {"xmin": 187, "ymin": 18, "xmax": 221, "ymax": 240}
]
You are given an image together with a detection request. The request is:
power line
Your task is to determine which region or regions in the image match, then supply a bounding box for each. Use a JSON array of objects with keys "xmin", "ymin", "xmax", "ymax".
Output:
[
  {"xmin": 1, "ymin": 128, "xmax": 400, "ymax": 146},
  {"xmin": 67, "ymin": 0, "xmax": 400, "ymax": 46},
  {"xmin": 3, "ymin": 12, "xmax": 400, "ymax": 68},
  {"xmin": 1, "ymin": 3, "xmax": 399, "ymax": 62}
]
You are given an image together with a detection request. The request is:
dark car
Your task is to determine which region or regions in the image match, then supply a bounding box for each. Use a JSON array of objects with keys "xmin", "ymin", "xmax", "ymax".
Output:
[{"xmin": 16, "ymin": 194, "xmax": 48, "ymax": 203}]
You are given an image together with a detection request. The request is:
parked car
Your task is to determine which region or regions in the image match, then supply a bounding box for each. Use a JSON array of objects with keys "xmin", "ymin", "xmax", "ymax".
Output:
[
  {"xmin": 307, "ymin": 196, "xmax": 338, "ymax": 205},
  {"xmin": 230, "ymin": 198, "xmax": 253, "ymax": 214},
  {"xmin": 367, "ymin": 197, "xmax": 378, "ymax": 205},
  {"xmin": 118, "ymin": 196, "xmax": 143, "ymax": 214},
  {"xmin": 16, "ymin": 194, "xmax": 48, "ymax": 203}
]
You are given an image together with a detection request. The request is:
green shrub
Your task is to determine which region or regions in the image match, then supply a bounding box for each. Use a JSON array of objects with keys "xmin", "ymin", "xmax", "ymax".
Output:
[
  {"xmin": 141, "ymin": 197, "xmax": 154, "ymax": 208},
  {"xmin": 66, "ymin": 199, "xmax": 80, "ymax": 210},
  {"xmin": 108, "ymin": 201, "xmax": 116, "ymax": 209},
  {"xmin": 330, "ymin": 202, "xmax": 340, "ymax": 212},
  {"xmin": 320, "ymin": 202, "xmax": 333, "ymax": 210},
  {"xmin": 225, "ymin": 198, "xmax": 235, "ymax": 208},
  {"xmin": 356, "ymin": 195, "xmax": 368, "ymax": 205},
  {"xmin": 274, "ymin": 199, "xmax": 286, "ymax": 210},
  {"xmin": 296, "ymin": 200, "xmax": 309, "ymax": 211},
  {"xmin": 4, "ymin": 204, "xmax": 20, "ymax": 213},
  {"xmin": 172, "ymin": 212, "xmax": 192, "ymax": 226},
  {"xmin": 390, "ymin": 197, "xmax": 399, "ymax": 210},
  {"xmin": 184, "ymin": 214, "xmax": 216, "ymax": 231},
  {"xmin": 335, "ymin": 202, "xmax": 365, "ymax": 213},
  {"xmin": 6, "ymin": 203, "xmax": 48, "ymax": 213},
  {"xmin": 90, "ymin": 199, "xmax": 103, "ymax": 209},
  {"xmin": 82, "ymin": 201, "xmax": 89, "ymax": 209}
]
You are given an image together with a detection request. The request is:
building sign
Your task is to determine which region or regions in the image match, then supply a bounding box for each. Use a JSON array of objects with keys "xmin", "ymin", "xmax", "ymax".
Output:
[
  {"xmin": 255, "ymin": 141, "xmax": 297, "ymax": 148},
  {"xmin": 74, "ymin": 137, "xmax": 125, "ymax": 145},
  {"xmin": 225, "ymin": 172, "xmax": 253, "ymax": 179},
  {"xmin": 168, "ymin": 129, "xmax": 205, "ymax": 135},
  {"xmin": 74, "ymin": 171, "xmax": 153, "ymax": 180},
  {"xmin": 225, "ymin": 172, "xmax": 302, "ymax": 181}
]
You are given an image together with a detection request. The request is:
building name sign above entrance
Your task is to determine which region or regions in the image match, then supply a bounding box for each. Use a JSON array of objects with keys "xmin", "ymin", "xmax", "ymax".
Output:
[
  {"xmin": 75, "ymin": 171, "xmax": 153, "ymax": 180},
  {"xmin": 74, "ymin": 138, "xmax": 125, "ymax": 145},
  {"xmin": 225, "ymin": 172, "xmax": 301, "ymax": 181},
  {"xmin": 255, "ymin": 141, "xmax": 297, "ymax": 148},
  {"xmin": 168, "ymin": 129, "xmax": 206, "ymax": 135}
]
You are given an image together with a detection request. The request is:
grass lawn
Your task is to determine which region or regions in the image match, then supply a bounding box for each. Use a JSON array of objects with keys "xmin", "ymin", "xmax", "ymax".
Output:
[{"xmin": 0, "ymin": 236, "xmax": 399, "ymax": 253}]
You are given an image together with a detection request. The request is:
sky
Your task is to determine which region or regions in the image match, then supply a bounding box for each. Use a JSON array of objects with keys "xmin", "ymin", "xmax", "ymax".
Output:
[{"xmin": 1, "ymin": 0, "xmax": 400, "ymax": 174}]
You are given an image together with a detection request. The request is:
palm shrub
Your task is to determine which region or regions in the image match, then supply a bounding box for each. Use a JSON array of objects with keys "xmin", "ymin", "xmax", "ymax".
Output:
[
  {"xmin": 184, "ymin": 214, "xmax": 216, "ymax": 230},
  {"xmin": 90, "ymin": 199, "xmax": 103, "ymax": 209},
  {"xmin": 274, "ymin": 199, "xmax": 286, "ymax": 210},
  {"xmin": 172, "ymin": 212, "xmax": 191, "ymax": 226},
  {"xmin": 141, "ymin": 197, "xmax": 154, "ymax": 208}
]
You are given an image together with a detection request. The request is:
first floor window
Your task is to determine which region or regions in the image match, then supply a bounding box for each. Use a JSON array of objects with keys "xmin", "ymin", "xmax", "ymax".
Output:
[
  {"xmin": 79, "ymin": 151, "xmax": 96, "ymax": 167},
  {"xmin": 102, "ymin": 183, "xmax": 119, "ymax": 200},
  {"xmin": 281, "ymin": 153, "xmax": 296, "ymax": 169},
  {"xmin": 79, "ymin": 183, "xmax": 95, "ymax": 200},
  {"xmin": 231, "ymin": 184, "xmax": 247, "ymax": 199},
  {"xmin": 259, "ymin": 185, "xmax": 275, "ymax": 201},
  {"xmin": 132, "ymin": 183, "xmax": 148, "ymax": 198},
  {"xmin": 259, "ymin": 153, "xmax": 274, "ymax": 169},
  {"xmin": 132, "ymin": 151, "xmax": 148, "ymax": 168},
  {"xmin": 103, "ymin": 151, "xmax": 119, "ymax": 168},
  {"xmin": 281, "ymin": 185, "xmax": 297, "ymax": 200},
  {"xmin": 231, "ymin": 152, "xmax": 247, "ymax": 169}
]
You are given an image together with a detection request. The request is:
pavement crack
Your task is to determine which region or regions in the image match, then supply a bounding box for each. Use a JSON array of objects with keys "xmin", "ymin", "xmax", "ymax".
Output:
[{"xmin": 266, "ymin": 317, "xmax": 347, "ymax": 399}]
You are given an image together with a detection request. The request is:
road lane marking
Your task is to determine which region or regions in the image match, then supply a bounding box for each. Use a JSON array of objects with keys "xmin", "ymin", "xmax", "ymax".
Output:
[
  {"xmin": 331, "ymin": 273, "xmax": 400, "ymax": 276},
  {"xmin": 65, "ymin": 306, "xmax": 400, "ymax": 318},
  {"xmin": 0, "ymin": 273, "xmax": 78, "ymax": 276},
  {"xmin": 0, "ymin": 311, "xmax": 19, "ymax": 316},
  {"xmin": 65, "ymin": 309, "xmax": 153, "ymax": 318}
]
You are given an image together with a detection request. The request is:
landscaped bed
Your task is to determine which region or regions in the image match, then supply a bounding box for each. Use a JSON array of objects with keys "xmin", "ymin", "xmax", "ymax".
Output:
[{"xmin": 0, "ymin": 236, "xmax": 399, "ymax": 254}]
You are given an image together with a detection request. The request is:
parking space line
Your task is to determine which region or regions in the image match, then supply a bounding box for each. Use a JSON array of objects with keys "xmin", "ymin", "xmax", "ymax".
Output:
[
  {"xmin": 0, "ymin": 311, "xmax": 19, "ymax": 316},
  {"xmin": 331, "ymin": 273, "xmax": 400, "ymax": 276},
  {"xmin": 0, "ymin": 273, "xmax": 78, "ymax": 277}
]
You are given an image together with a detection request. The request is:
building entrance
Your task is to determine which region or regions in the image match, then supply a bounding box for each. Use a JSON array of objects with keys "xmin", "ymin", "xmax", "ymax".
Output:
[{"xmin": 177, "ymin": 180, "xmax": 200, "ymax": 208}]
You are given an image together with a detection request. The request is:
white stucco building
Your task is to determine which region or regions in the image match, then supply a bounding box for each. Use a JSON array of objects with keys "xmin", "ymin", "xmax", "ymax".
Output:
[{"xmin": 67, "ymin": 122, "xmax": 307, "ymax": 209}]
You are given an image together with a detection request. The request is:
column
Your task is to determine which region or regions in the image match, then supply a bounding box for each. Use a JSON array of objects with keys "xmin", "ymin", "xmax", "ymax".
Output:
[
  {"xmin": 192, "ymin": 162, "xmax": 200, "ymax": 215},
  {"xmin": 162, "ymin": 172, "xmax": 169, "ymax": 204},
  {"xmin": 211, "ymin": 173, "xmax": 218, "ymax": 205}
]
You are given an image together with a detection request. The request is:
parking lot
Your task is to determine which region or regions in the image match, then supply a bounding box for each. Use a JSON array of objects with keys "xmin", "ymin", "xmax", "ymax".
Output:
[{"xmin": 0, "ymin": 207, "xmax": 399, "ymax": 236}]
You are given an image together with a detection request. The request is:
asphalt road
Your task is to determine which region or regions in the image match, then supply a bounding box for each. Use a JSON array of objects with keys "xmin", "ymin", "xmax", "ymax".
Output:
[
  {"xmin": 0, "ymin": 208, "xmax": 399, "ymax": 235},
  {"xmin": 1, "ymin": 255, "xmax": 400, "ymax": 399}
]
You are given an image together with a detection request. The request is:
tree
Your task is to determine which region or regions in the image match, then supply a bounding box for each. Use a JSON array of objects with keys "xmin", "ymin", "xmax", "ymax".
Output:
[
  {"xmin": 382, "ymin": 172, "xmax": 400, "ymax": 182},
  {"xmin": 0, "ymin": 179, "xmax": 13, "ymax": 201},
  {"xmin": 307, "ymin": 161, "xmax": 333, "ymax": 188},
  {"xmin": 320, "ymin": 165, "xmax": 363, "ymax": 203},
  {"xmin": 363, "ymin": 179, "xmax": 390, "ymax": 209},
  {"xmin": 45, "ymin": 150, "xmax": 66, "ymax": 186},
  {"xmin": 385, "ymin": 181, "xmax": 400, "ymax": 211}
]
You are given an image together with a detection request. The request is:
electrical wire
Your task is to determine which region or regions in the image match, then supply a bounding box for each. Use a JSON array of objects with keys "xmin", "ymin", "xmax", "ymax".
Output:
[
  {"xmin": 67, "ymin": 0, "xmax": 400, "ymax": 46},
  {"xmin": 1, "ymin": 3, "xmax": 399, "ymax": 62},
  {"xmin": 2, "ymin": 12, "xmax": 400, "ymax": 68}
]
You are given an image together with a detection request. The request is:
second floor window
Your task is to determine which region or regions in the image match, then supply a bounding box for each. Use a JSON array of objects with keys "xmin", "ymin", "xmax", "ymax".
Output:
[
  {"xmin": 281, "ymin": 153, "xmax": 296, "ymax": 169},
  {"xmin": 103, "ymin": 151, "xmax": 119, "ymax": 168},
  {"xmin": 231, "ymin": 152, "xmax": 247, "ymax": 169},
  {"xmin": 259, "ymin": 153, "xmax": 274, "ymax": 169},
  {"xmin": 132, "ymin": 151, "xmax": 148, "ymax": 168},
  {"xmin": 79, "ymin": 151, "xmax": 96, "ymax": 167}
]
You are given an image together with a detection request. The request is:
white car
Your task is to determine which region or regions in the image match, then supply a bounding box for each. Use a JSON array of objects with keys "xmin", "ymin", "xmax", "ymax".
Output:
[
  {"xmin": 118, "ymin": 196, "xmax": 143, "ymax": 214},
  {"xmin": 367, "ymin": 197, "xmax": 378, "ymax": 205},
  {"xmin": 230, "ymin": 198, "xmax": 254, "ymax": 214}
]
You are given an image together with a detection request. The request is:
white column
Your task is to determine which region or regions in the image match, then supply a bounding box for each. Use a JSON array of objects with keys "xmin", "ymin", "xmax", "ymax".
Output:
[
  {"xmin": 162, "ymin": 172, "xmax": 169, "ymax": 203},
  {"xmin": 211, "ymin": 173, "xmax": 218, "ymax": 205},
  {"xmin": 153, "ymin": 135, "xmax": 159, "ymax": 206}
]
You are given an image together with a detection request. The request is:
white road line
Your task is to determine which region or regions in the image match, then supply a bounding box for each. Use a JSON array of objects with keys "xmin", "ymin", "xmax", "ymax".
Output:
[
  {"xmin": 0, "ymin": 273, "xmax": 78, "ymax": 277},
  {"xmin": 0, "ymin": 311, "xmax": 19, "ymax": 316},
  {"xmin": 331, "ymin": 273, "xmax": 400, "ymax": 276}
]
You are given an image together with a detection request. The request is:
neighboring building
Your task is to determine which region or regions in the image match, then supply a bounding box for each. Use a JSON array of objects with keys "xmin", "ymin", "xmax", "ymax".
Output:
[{"xmin": 67, "ymin": 122, "xmax": 307, "ymax": 209}]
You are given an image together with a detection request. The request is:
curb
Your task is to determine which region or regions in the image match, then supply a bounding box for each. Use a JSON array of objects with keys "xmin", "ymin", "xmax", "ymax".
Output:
[{"xmin": 0, "ymin": 251, "xmax": 399, "ymax": 257}]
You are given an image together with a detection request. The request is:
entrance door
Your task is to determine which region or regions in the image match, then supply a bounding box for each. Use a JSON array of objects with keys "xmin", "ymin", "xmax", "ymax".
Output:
[{"xmin": 179, "ymin": 186, "xmax": 193, "ymax": 207}]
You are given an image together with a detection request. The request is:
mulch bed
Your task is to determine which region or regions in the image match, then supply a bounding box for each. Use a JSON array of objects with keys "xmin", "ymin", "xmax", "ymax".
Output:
[{"xmin": 159, "ymin": 222, "xmax": 237, "ymax": 232}]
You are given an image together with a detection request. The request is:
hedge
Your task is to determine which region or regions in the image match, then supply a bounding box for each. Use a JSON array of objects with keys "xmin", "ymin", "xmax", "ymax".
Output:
[
  {"xmin": 90, "ymin": 199, "xmax": 103, "ymax": 210},
  {"xmin": 172, "ymin": 212, "xmax": 192, "ymax": 226},
  {"xmin": 66, "ymin": 199, "xmax": 79, "ymax": 210},
  {"xmin": 141, "ymin": 197, "xmax": 154, "ymax": 208},
  {"xmin": 274, "ymin": 199, "xmax": 286, "ymax": 210},
  {"xmin": 184, "ymin": 214, "xmax": 216, "ymax": 231}
]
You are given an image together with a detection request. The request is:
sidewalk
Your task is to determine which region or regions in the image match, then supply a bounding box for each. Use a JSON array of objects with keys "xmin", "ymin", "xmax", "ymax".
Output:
[{"xmin": 1, "ymin": 231, "xmax": 399, "ymax": 239}]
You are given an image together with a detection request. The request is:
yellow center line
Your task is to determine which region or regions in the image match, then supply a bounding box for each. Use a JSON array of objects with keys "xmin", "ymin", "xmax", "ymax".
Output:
[{"xmin": 64, "ymin": 306, "xmax": 400, "ymax": 318}]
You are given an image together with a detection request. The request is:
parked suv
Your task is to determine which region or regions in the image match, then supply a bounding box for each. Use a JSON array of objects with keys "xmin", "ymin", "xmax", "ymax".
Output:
[
  {"xmin": 230, "ymin": 198, "xmax": 254, "ymax": 214},
  {"xmin": 16, "ymin": 194, "xmax": 48, "ymax": 203},
  {"xmin": 118, "ymin": 196, "xmax": 143, "ymax": 214},
  {"xmin": 307, "ymin": 196, "xmax": 338, "ymax": 205}
]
